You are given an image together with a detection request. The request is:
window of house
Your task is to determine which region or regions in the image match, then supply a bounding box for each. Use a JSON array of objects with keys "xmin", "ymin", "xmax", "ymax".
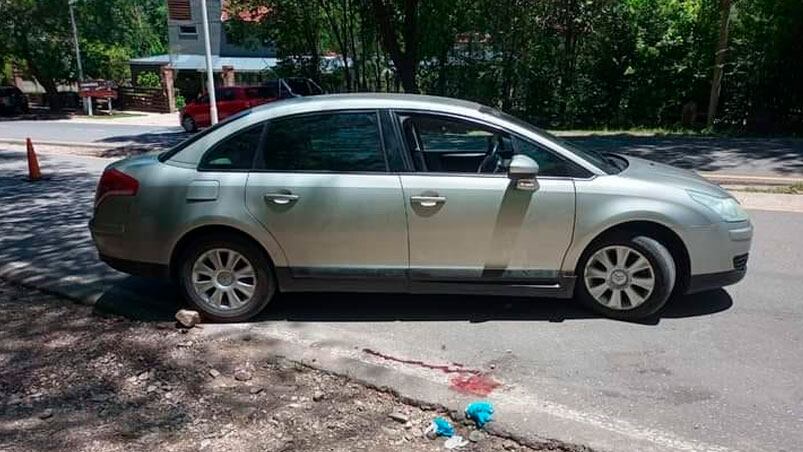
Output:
[
  {"xmin": 168, "ymin": 0, "xmax": 192, "ymax": 21},
  {"xmin": 178, "ymin": 25, "xmax": 197, "ymax": 38},
  {"xmin": 199, "ymin": 124, "xmax": 263, "ymax": 171},
  {"xmin": 262, "ymin": 112, "xmax": 386, "ymax": 172}
]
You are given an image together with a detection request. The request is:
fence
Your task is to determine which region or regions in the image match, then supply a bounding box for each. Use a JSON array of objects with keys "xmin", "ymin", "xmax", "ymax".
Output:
[{"xmin": 118, "ymin": 87, "xmax": 172, "ymax": 113}]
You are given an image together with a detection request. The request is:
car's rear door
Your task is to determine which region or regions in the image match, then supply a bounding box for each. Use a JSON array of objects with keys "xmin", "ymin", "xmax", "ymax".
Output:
[
  {"xmin": 395, "ymin": 112, "xmax": 578, "ymax": 292},
  {"xmin": 244, "ymin": 110, "xmax": 408, "ymax": 290}
]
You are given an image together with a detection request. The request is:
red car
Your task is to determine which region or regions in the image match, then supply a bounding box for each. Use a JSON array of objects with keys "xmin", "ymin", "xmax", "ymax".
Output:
[
  {"xmin": 180, "ymin": 86, "xmax": 276, "ymax": 132},
  {"xmin": 180, "ymin": 79, "xmax": 324, "ymax": 132}
]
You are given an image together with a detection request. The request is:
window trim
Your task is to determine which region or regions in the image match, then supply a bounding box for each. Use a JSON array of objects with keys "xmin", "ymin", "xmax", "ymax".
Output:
[
  {"xmin": 390, "ymin": 109, "xmax": 594, "ymax": 180},
  {"xmin": 251, "ymin": 109, "xmax": 391, "ymax": 174},
  {"xmin": 197, "ymin": 122, "xmax": 267, "ymax": 172}
]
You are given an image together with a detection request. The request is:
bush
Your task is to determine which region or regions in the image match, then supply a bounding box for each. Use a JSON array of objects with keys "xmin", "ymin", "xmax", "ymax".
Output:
[{"xmin": 136, "ymin": 71, "xmax": 162, "ymax": 88}]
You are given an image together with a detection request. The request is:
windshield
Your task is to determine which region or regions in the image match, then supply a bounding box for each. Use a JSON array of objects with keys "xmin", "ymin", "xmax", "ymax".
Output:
[{"xmin": 479, "ymin": 106, "xmax": 623, "ymax": 174}]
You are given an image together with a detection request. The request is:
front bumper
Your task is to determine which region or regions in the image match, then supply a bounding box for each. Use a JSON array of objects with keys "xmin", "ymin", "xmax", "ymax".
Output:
[
  {"xmin": 687, "ymin": 255, "xmax": 748, "ymax": 293},
  {"xmin": 682, "ymin": 219, "xmax": 752, "ymax": 293}
]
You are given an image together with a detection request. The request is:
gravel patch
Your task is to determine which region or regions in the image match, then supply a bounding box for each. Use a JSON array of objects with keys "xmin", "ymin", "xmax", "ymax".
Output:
[{"xmin": 0, "ymin": 279, "xmax": 561, "ymax": 452}]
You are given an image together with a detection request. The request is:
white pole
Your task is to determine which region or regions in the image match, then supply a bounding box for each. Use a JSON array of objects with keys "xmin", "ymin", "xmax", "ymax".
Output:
[
  {"xmin": 199, "ymin": 0, "xmax": 218, "ymax": 124},
  {"xmin": 68, "ymin": 0, "xmax": 92, "ymax": 116}
]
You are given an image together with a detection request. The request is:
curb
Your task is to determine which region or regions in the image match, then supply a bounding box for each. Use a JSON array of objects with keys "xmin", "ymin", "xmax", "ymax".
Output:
[
  {"xmin": 0, "ymin": 138, "xmax": 117, "ymax": 149},
  {"xmin": 700, "ymin": 172, "xmax": 803, "ymax": 186}
]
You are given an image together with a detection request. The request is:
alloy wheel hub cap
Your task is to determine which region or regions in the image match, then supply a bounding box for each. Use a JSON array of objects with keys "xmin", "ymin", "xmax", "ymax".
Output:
[
  {"xmin": 610, "ymin": 269, "xmax": 629, "ymax": 287},
  {"xmin": 583, "ymin": 245, "xmax": 656, "ymax": 311},
  {"xmin": 217, "ymin": 271, "xmax": 234, "ymax": 286}
]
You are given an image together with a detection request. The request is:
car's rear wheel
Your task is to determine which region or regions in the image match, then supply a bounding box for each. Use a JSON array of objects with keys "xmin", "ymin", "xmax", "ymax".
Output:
[
  {"xmin": 178, "ymin": 234, "xmax": 275, "ymax": 322},
  {"xmin": 181, "ymin": 115, "xmax": 197, "ymax": 132},
  {"xmin": 576, "ymin": 235, "xmax": 676, "ymax": 320}
]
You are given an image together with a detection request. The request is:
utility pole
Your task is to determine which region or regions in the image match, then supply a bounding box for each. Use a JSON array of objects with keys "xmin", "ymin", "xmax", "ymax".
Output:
[
  {"xmin": 707, "ymin": 0, "xmax": 733, "ymax": 129},
  {"xmin": 68, "ymin": 0, "xmax": 92, "ymax": 116},
  {"xmin": 199, "ymin": 0, "xmax": 218, "ymax": 124}
]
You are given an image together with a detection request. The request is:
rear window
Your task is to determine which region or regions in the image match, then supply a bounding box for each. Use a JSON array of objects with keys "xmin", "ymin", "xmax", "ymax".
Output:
[
  {"xmin": 158, "ymin": 109, "xmax": 253, "ymax": 162},
  {"xmin": 285, "ymin": 79, "xmax": 310, "ymax": 96},
  {"xmin": 245, "ymin": 87, "xmax": 274, "ymax": 99}
]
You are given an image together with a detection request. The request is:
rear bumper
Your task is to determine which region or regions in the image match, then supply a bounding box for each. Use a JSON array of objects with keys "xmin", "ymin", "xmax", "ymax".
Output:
[{"xmin": 99, "ymin": 253, "xmax": 170, "ymax": 279}]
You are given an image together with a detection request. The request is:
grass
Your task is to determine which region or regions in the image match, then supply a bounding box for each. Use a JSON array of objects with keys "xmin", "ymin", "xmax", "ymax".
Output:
[{"xmin": 731, "ymin": 182, "xmax": 803, "ymax": 195}]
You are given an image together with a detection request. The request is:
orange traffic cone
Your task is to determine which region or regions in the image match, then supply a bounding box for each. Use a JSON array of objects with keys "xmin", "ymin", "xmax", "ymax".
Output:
[{"xmin": 26, "ymin": 137, "xmax": 42, "ymax": 181}]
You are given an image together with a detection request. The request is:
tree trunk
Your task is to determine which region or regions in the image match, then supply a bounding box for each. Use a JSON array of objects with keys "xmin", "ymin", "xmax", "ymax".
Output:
[
  {"xmin": 370, "ymin": 0, "xmax": 420, "ymax": 93},
  {"xmin": 707, "ymin": 0, "xmax": 733, "ymax": 128}
]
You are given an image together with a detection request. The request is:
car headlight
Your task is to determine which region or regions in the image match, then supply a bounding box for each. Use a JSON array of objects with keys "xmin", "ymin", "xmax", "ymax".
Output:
[{"xmin": 687, "ymin": 190, "xmax": 749, "ymax": 222}]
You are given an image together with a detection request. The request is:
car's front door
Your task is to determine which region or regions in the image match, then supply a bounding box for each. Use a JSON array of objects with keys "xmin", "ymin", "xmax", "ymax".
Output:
[
  {"xmin": 396, "ymin": 112, "xmax": 579, "ymax": 291},
  {"xmin": 245, "ymin": 110, "xmax": 408, "ymax": 290}
]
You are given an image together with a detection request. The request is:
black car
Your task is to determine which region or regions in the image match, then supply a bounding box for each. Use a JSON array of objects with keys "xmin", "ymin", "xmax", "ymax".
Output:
[
  {"xmin": 261, "ymin": 77, "xmax": 324, "ymax": 99},
  {"xmin": 0, "ymin": 86, "xmax": 29, "ymax": 115}
]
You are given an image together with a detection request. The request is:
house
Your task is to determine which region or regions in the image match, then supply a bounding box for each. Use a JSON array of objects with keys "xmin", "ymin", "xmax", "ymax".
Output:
[{"xmin": 129, "ymin": 0, "xmax": 278, "ymax": 99}]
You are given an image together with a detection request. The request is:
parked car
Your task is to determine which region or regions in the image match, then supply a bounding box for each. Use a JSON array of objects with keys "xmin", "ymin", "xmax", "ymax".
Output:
[
  {"xmin": 91, "ymin": 94, "xmax": 752, "ymax": 322},
  {"xmin": 181, "ymin": 86, "xmax": 271, "ymax": 132},
  {"xmin": 0, "ymin": 86, "xmax": 29, "ymax": 115},
  {"xmin": 180, "ymin": 79, "xmax": 324, "ymax": 132}
]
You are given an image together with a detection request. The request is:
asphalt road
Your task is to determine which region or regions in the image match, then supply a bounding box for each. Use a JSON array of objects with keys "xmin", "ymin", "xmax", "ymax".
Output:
[{"xmin": 1, "ymin": 150, "xmax": 802, "ymax": 451}]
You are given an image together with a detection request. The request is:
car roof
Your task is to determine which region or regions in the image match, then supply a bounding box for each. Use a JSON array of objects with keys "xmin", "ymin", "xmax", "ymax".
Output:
[{"xmin": 248, "ymin": 93, "xmax": 484, "ymax": 119}]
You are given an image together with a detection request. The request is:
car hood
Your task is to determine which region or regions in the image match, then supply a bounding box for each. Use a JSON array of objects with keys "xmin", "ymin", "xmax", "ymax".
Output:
[{"xmin": 617, "ymin": 155, "xmax": 731, "ymax": 198}]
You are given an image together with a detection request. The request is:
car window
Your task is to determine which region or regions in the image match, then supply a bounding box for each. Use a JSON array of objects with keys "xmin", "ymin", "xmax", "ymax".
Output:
[
  {"xmin": 513, "ymin": 137, "xmax": 592, "ymax": 178},
  {"xmin": 262, "ymin": 112, "xmax": 386, "ymax": 172},
  {"xmin": 199, "ymin": 124, "xmax": 263, "ymax": 170},
  {"xmin": 217, "ymin": 88, "xmax": 237, "ymax": 101},
  {"xmin": 261, "ymin": 81, "xmax": 279, "ymax": 98},
  {"xmin": 246, "ymin": 86, "xmax": 272, "ymax": 99},
  {"xmin": 285, "ymin": 79, "xmax": 310, "ymax": 96},
  {"xmin": 403, "ymin": 115, "xmax": 510, "ymax": 173}
]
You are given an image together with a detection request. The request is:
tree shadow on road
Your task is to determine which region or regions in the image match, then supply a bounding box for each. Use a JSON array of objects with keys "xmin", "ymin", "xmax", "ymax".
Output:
[{"xmin": 566, "ymin": 134, "xmax": 803, "ymax": 175}]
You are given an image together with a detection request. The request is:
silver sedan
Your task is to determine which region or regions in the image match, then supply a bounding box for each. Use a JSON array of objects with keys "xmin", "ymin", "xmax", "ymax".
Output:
[{"xmin": 90, "ymin": 94, "xmax": 752, "ymax": 321}]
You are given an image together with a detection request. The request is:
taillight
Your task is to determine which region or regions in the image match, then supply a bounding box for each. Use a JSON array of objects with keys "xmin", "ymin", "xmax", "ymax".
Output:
[{"xmin": 95, "ymin": 168, "xmax": 139, "ymax": 207}]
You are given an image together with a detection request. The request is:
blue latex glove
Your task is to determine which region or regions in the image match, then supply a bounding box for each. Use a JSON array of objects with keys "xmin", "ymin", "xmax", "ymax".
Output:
[
  {"xmin": 432, "ymin": 416, "xmax": 455, "ymax": 437},
  {"xmin": 465, "ymin": 401, "xmax": 494, "ymax": 428}
]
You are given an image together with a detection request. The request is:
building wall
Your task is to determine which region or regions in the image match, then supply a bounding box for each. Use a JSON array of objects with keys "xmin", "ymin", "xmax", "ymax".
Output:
[{"xmin": 167, "ymin": 0, "xmax": 274, "ymax": 57}]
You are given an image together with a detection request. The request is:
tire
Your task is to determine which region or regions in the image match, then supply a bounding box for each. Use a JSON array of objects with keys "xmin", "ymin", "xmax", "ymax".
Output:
[
  {"xmin": 576, "ymin": 234, "xmax": 676, "ymax": 320},
  {"xmin": 181, "ymin": 115, "xmax": 197, "ymax": 132},
  {"xmin": 178, "ymin": 234, "xmax": 275, "ymax": 322}
]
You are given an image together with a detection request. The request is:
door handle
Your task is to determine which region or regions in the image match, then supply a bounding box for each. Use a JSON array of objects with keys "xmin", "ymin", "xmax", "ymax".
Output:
[
  {"xmin": 264, "ymin": 193, "xmax": 299, "ymax": 205},
  {"xmin": 410, "ymin": 195, "xmax": 447, "ymax": 207}
]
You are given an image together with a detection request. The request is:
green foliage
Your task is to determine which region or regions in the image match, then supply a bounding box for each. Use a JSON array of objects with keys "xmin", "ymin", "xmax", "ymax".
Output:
[
  {"xmin": 175, "ymin": 93, "xmax": 186, "ymax": 110},
  {"xmin": 0, "ymin": 0, "xmax": 166, "ymax": 107},
  {"xmin": 136, "ymin": 71, "xmax": 162, "ymax": 88}
]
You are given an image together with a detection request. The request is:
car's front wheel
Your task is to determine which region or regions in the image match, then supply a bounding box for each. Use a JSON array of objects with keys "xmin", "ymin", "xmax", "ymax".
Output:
[
  {"xmin": 178, "ymin": 234, "xmax": 275, "ymax": 322},
  {"xmin": 576, "ymin": 235, "xmax": 676, "ymax": 320}
]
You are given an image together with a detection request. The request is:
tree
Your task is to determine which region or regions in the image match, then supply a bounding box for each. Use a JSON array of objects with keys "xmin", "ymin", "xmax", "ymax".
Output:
[
  {"xmin": 0, "ymin": 0, "xmax": 166, "ymax": 108},
  {"xmin": 707, "ymin": 0, "xmax": 733, "ymax": 128},
  {"xmin": 369, "ymin": 0, "xmax": 421, "ymax": 93}
]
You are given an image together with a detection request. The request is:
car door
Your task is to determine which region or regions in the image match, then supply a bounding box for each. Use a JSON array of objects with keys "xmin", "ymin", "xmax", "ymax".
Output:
[
  {"xmin": 216, "ymin": 88, "xmax": 241, "ymax": 120},
  {"xmin": 245, "ymin": 110, "xmax": 408, "ymax": 290},
  {"xmin": 396, "ymin": 112, "xmax": 579, "ymax": 290}
]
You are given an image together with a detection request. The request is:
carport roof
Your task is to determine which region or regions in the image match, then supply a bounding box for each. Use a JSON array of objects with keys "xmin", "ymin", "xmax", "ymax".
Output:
[{"xmin": 129, "ymin": 54, "xmax": 278, "ymax": 72}]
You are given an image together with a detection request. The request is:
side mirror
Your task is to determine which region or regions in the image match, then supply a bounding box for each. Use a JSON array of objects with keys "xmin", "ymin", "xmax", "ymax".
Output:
[{"xmin": 508, "ymin": 154, "xmax": 540, "ymax": 191}]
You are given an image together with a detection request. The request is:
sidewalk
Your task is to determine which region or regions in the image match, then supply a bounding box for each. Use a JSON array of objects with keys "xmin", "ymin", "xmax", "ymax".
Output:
[{"xmin": 59, "ymin": 110, "xmax": 181, "ymax": 127}]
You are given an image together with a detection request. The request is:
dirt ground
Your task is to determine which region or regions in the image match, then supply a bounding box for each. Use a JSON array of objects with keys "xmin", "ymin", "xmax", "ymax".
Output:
[{"xmin": 0, "ymin": 280, "xmax": 565, "ymax": 452}]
